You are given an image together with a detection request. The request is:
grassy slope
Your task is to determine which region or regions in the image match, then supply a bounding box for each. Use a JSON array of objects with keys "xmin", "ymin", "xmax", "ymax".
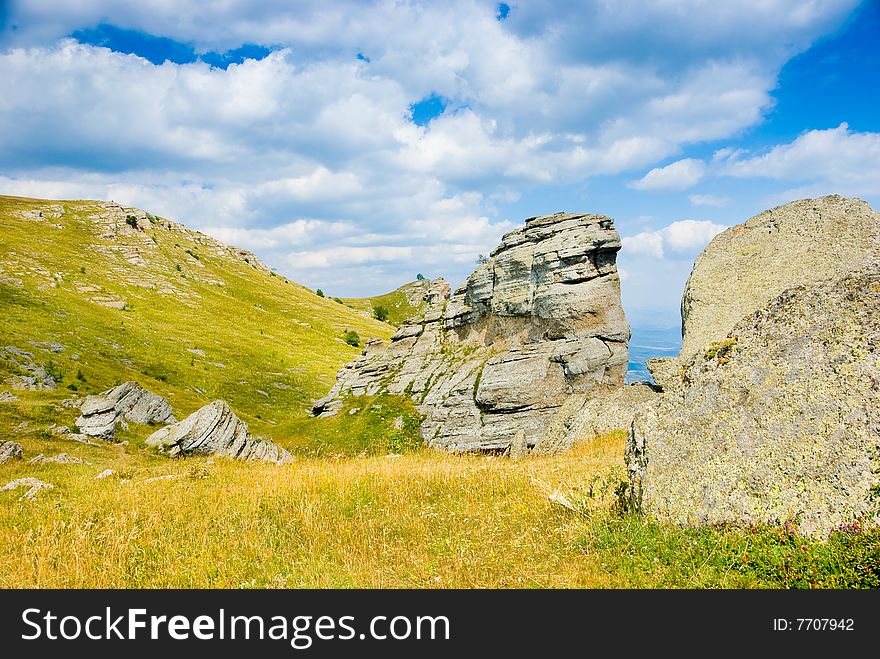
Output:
[
  {"xmin": 341, "ymin": 281, "xmax": 426, "ymax": 326},
  {"xmin": 0, "ymin": 195, "xmax": 394, "ymax": 447}
]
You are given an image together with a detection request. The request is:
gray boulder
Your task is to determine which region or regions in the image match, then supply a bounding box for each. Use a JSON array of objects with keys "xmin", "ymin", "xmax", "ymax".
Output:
[
  {"xmin": 0, "ymin": 440, "xmax": 23, "ymax": 463},
  {"xmin": 314, "ymin": 212, "xmax": 629, "ymax": 453},
  {"xmin": 76, "ymin": 381, "xmax": 175, "ymax": 439},
  {"xmin": 146, "ymin": 400, "xmax": 292, "ymax": 465},
  {"xmin": 627, "ymin": 272, "xmax": 880, "ymax": 537},
  {"xmin": 680, "ymin": 195, "xmax": 880, "ymax": 362}
]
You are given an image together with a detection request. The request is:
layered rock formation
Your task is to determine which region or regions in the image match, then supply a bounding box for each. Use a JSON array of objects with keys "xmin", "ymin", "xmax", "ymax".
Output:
[
  {"xmin": 146, "ymin": 400, "xmax": 293, "ymax": 464},
  {"xmin": 678, "ymin": 195, "xmax": 880, "ymax": 362},
  {"xmin": 76, "ymin": 381, "xmax": 176, "ymax": 439},
  {"xmin": 627, "ymin": 272, "xmax": 880, "ymax": 537},
  {"xmin": 314, "ymin": 212, "xmax": 629, "ymax": 452}
]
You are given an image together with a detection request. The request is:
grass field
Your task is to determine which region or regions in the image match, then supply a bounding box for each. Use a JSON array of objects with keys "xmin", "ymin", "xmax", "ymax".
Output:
[{"xmin": 2, "ymin": 419, "xmax": 877, "ymax": 589}]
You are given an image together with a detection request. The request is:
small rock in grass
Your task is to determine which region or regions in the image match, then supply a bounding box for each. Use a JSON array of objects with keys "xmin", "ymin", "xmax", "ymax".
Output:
[
  {"xmin": 0, "ymin": 441, "xmax": 24, "ymax": 463},
  {"xmin": 1, "ymin": 477, "xmax": 54, "ymax": 500},
  {"xmin": 29, "ymin": 452, "xmax": 90, "ymax": 465}
]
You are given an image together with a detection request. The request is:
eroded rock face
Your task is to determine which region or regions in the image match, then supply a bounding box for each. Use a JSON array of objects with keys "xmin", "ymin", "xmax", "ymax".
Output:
[
  {"xmin": 627, "ymin": 273, "xmax": 880, "ymax": 537},
  {"xmin": 146, "ymin": 400, "xmax": 292, "ymax": 464},
  {"xmin": 679, "ymin": 195, "xmax": 880, "ymax": 362},
  {"xmin": 314, "ymin": 212, "xmax": 629, "ymax": 452},
  {"xmin": 76, "ymin": 381, "xmax": 176, "ymax": 439}
]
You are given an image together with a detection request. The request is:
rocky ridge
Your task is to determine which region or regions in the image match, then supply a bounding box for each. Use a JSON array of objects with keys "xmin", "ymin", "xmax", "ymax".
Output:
[
  {"xmin": 624, "ymin": 195, "xmax": 880, "ymax": 537},
  {"xmin": 314, "ymin": 212, "xmax": 629, "ymax": 452}
]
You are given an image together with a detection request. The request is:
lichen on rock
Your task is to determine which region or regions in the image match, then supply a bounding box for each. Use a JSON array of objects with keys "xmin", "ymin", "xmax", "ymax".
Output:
[{"xmin": 627, "ymin": 272, "xmax": 880, "ymax": 537}]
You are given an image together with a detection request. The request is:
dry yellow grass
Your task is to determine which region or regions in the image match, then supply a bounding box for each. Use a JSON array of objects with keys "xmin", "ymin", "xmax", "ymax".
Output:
[{"xmin": 0, "ymin": 434, "xmax": 625, "ymax": 589}]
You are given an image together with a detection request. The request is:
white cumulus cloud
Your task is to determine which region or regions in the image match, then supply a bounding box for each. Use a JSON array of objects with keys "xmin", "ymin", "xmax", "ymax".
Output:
[
  {"xmin": 623, "ymin": 220, "xmax": 727, "ymax": 259},
  {"xmin": 630, "ymin": 159, "xmax": 707, "ymax": 191},
  {"xmin": 719, "ymin": 123, "xmax": 880, "ymax": 195},
  {"xmin": 0, "ymin": 1, "xmax": 863, "ymax": 295}
]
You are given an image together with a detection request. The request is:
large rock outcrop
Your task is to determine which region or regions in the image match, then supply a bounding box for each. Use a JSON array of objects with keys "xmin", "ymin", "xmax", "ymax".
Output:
[
  {"xmin": 314, "ymin": 212, "xmax": 629, "ymax": 452},
  {"xmin": 146, "ymin": 400, "xmax": 292, "ymax": 464},
  {"xmin": 678, "ymin": 195, "xmax": 880, "ymax": 362},
  {"xmin": 76, "ymin": 381, "xmax": 176, "ymax": 439},
  {"xmin": 627, "ymin": 272, "xmax": 880, "ymax": 537}
]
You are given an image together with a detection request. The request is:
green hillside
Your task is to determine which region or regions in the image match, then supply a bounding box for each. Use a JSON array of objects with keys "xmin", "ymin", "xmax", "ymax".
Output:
[
  {"xmin": 0, "ymin": 195, "xmax": 396, "ymax": 448},
  {"xmin": 340, "ymin": 279, "xmax": 434, "ymax": 326}
]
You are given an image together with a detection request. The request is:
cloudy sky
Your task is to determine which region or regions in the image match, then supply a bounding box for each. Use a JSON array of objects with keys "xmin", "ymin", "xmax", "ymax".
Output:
[{"xmin": 1, "ymin": 1, "xmax": 878, "ymax": 327}]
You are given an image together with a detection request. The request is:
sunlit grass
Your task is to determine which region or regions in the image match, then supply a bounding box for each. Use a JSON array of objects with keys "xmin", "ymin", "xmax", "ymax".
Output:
[{"xmin": 2, "ymin": 428, "xmax": 876, "ymax": 589}]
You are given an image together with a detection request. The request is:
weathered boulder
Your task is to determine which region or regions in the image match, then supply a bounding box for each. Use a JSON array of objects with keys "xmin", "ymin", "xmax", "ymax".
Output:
[
  {"xmin": 535, "ymin": 383, "xmax": 659, "ymax": 454},
  {"xmin": 627, "ymin": 272, "xmax": 880, "ymax": 537},
  {"xmin": 0, "ymin": 440, "xmax": 23, "ymax": 463},
  {"xmin": 76, "ymin": 381, "xmax": 175, "ymax": 439},
  {"xmin": 146, "ymin": 400, "xmax": 292, "ymax": 464},
  {"xmin": 679, "ymin": 195, "xmax": 880, "ymax": 361},
  {"xmin": 314, "ymin": 212, "xmax": 629, "ymax": 452}
]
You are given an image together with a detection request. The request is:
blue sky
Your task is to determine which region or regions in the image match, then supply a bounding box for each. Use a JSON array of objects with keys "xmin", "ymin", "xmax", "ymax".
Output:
[{"xmin": 1, "ymin": 0, "xmax": 878, "ymax": 330}]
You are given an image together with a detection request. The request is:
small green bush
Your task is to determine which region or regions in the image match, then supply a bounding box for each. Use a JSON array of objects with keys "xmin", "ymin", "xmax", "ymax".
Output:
[
  {"xmin": 373, "ymin": 305, "xmax": 390, "ymax": 322},
  {"xmin": 316, "ymin": 289, "xmax": 325, "ymax": 297},
  {"xmin": 125, "ymin": 215, "xmax": 138, "ymax": 228},
  {"xmin": 343, "ymin": 330, "xmax": 361, "ymax": 347}
]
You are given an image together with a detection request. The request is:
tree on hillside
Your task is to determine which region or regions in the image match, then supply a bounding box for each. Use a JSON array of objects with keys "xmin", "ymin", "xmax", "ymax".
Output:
[
  {"xmin": 416, "ymin": 273, "xmax": 425, "ymax": 280},
  {"xmin": 316, "ymin": 289, "xmax": 325, "ymax": 297},
  {"xmin": 373, "ymin": 305, "xmax": 390, "ymax": 322}
]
